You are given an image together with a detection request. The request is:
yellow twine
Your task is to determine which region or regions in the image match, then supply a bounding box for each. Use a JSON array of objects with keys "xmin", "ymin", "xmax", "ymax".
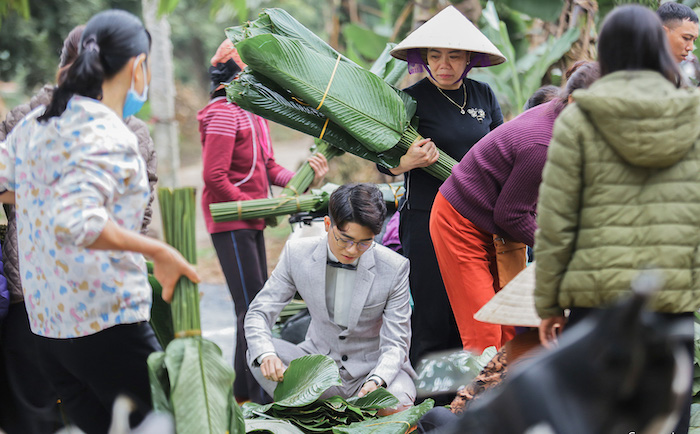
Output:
[
  {"xmin": 291, "ymin": 96, "xmax": 309, "ymax": 106},
  {"xmin": 175, "ymin": 329, "xmax": 202, "ymax": 338},
  {"xmin": 286, "ymin": 185, "xmax": 300, "ymax": 196},
  {"xmin": 316, "ymin": 54, "xmax": 342, "ymax": 110},
  {"xmin": 271, "ymin": 196, "xmax": 302, "ymax": 212},
  {"xmin": 387, "ymin": 183, "xmax": 404, "ymax": 209},
  {"xmin": 319, "ymin": 118, "xmax": 330, "ymax": 140},
  {"xmin": 237, "ymin": 201, "xmax": 242, "ymax": 221}
]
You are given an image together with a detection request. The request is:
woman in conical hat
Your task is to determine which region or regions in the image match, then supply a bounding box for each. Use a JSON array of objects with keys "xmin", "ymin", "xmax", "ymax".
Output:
[{"xmin": 379, "ymin": 6, "xmax": 505, "ymax": 366}]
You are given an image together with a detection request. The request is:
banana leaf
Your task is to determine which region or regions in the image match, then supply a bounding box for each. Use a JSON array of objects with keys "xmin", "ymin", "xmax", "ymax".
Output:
[
  {"xmin": 226, "ymin": 8, "xmax": 356, "ymax": 69},
  {"xmin": 331, "ymin": 399, "xmax": 434, "ymax": 434},
  {"xmin": 227, "ymin": 71, "xmax": 405, "ymax": 169},
  {"xmin": 368, "ymin": 43, "xmax": 406, "ymax": 88},
  {"xmin": 346, "ymin": 389, "xmax": 399, "ymax": 411},
  {"xmin": 150, "ymin": 187, "xmax": 245, "ymax": 434},
  {"xmin": 246, "ymin": 419, "xmax": 306, "ymax": 434},
  {"xmin": 236, "ymin": 33, "xmax": 412, "ymax": 152},
  {"xmin": 274, "ymin": 355, "xmax": 343, "ymax": 404}
]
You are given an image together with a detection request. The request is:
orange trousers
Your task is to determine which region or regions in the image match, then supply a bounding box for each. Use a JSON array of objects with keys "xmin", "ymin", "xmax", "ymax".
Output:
[{"xmin": 430, "ymin": 192, "xmax": 516, "ymax": 352}]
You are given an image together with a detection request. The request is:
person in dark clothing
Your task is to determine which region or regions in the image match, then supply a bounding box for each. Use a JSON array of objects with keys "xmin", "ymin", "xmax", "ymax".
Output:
[{"xmin": 382, "ymin": 6, "xmax": 505, "ymax": 365}]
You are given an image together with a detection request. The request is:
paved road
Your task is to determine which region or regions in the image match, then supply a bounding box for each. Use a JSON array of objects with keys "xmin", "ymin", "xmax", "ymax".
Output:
[{"xmin": 199, "ymin": 283, "xmax": 235, "ymax": 365}]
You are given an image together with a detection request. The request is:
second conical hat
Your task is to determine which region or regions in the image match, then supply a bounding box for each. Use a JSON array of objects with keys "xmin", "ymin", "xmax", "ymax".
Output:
[{"xmin": 391, "ymin": 5, "xmax": 506, "ymax": 67}]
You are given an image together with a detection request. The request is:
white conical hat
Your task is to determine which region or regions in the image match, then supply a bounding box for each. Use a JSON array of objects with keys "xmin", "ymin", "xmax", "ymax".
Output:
[
  {"xmin": 474, "ymin": 263, "xmax": 540, "ymax": 327},
  {"xmin": 391, "ymin": 5, "xmax": 506, "ymax": 67}
]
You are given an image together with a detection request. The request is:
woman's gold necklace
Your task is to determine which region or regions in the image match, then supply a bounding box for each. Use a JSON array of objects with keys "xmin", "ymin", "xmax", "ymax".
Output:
[{"xmin": 437, "ymin": 83, "xmax": 467, "ymax": 115}]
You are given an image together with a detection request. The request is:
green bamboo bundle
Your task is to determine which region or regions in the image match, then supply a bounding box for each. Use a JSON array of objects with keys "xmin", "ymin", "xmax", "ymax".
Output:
[
  {"xmin": 149, "ymin": 187, "xmax": 244, "ymax": 434},
  {"xmin": 210, "ymin": 191, "xmax": 329, "ymax": 223},
  {"xmin": 158, "ymin": 187, "xmax": 200, "ymax": 335},
  {"xmin": 210, "ymin": 182, "xmax": 405, "ymax": 223},
  {"xmin": 280, "ymin": 141, "xmax": 345, "ymax": 197}
]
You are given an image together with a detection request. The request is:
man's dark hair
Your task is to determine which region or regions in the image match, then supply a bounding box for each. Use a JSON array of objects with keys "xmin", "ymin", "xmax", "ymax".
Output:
[
  {"xmin": 657, "ymin": 2, "xmax": 699, "ymax": 26},
  {"xmin": 328, "ymin": 183, "xmax": 386, "ymax": 235},
  {"xmin": 599, "ymin": 5, "xmax": 681, "ymax": 88}
]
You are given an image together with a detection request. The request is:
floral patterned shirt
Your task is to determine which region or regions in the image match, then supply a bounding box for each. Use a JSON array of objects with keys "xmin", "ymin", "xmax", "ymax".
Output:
[{"xmin": 0, "ymin": 96, "xmax": 151, "ymax": 338}]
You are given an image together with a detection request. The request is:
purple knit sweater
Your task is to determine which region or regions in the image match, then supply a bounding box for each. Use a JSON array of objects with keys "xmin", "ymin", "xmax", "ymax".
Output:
[{"xmin": 439, "ymin": 101, "xmax": 559, "ymax": 246}]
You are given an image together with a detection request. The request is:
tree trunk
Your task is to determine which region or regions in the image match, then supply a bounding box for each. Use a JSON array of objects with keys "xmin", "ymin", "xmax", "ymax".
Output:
[{"xmin": 142, "ymin": 0, "xmax": 180, "ymax": 188}]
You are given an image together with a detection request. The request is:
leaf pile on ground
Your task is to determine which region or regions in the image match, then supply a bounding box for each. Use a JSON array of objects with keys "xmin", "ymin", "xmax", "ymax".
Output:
[{"xmin": 243, "ymin": 355, "xmax": 433, "ymax": 433}]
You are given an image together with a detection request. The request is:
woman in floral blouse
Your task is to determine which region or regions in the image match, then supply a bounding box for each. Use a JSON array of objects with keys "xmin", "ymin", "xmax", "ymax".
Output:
[{"xmin": 0, "ymin": 10, "xmax": 198, "ymax": 433}]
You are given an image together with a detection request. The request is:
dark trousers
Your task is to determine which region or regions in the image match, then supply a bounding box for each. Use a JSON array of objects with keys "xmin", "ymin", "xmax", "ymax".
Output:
[
  {"xmin": 0, "ymin": 302, "xmax": 62, "ymax": 434},
  {"xmin": 568, "ymin": 307, "xmax": 693, "ymax": 434},
  {"xmin": 211, "ymin": 229, "xmax": 271, "ymax": 404},
  {"xmin": 34, "ymin": 322, "xmax": 160, "ymax": 434},
  {"xmin": 400, "ymin": 209, "xmax": 462, "ymax": 366}
]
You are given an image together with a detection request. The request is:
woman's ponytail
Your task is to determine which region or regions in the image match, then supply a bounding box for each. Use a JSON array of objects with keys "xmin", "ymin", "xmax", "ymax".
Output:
[
  {"xmin": 37, "ymin": 10, "xmax": 150, "ymax": 122},
  {"xmin": 39, "ymin": 40, "xmax": 105, "ymax": 122}
]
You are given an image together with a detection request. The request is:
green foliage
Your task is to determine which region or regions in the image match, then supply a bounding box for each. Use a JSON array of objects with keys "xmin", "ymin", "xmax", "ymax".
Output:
[
  {"xmin": 148, "ymin": 337, "xmax": 244, "ymax": 433},
  {"xmin": 331, "ymin": 399, "xmax": 434, "ymax": 434},
  {"xmin": 274, "ymin": 355, "xmax": 344, "ymax": 404},
  {"xmin": 242, "ymin": 355, "xmax": 425, "ymax": 434},
  {"xmin": 472, "ymin": 1, "xmax": 578, "ymax": 116},
  {"xmin": 147, "ymin": 261, "xmax": 175, "ymax": 349},
  {"xmin": 496, "ymin": 0, "xmax": 563, "ymax": 22},
  {"xmin": 246, "ymin": 419, "xmax": 306, "ymax": 433},
  {"xmin": 342, "ymin": 23, "xmax": 389, "ymax": 65},
  {"xmin": 0, "ymin": 0, "xmax": 140, "ymax": 89},
  {"xmin": 151, "ymin": 187, "xmax": 244, "ymax": 434}
]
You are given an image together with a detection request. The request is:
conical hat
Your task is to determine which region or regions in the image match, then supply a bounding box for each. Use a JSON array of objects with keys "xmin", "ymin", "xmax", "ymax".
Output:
[
  {"xmin": 391, "ymin": 6, "xmax": 506, "ymax": 67},
  {"xmin": 474, "ymin": 263, "xmax": 540, "ymax": 327}
]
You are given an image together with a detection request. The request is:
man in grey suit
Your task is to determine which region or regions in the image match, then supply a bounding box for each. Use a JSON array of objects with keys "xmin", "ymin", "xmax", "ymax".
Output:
[{"xmin": 245, "ymin": 183, "xmax": 416, "ymax": 408}]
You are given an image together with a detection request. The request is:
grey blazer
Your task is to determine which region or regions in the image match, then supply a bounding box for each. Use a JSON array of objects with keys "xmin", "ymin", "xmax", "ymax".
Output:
[{"xmin": 244, "ymin": 235, "xmax": 414, "ymax": 385}]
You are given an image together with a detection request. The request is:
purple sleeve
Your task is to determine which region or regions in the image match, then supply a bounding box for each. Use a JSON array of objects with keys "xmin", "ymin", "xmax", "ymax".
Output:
[{"xmin": 492, "ymin": 143, "xmax": 549, "ymax": 246}]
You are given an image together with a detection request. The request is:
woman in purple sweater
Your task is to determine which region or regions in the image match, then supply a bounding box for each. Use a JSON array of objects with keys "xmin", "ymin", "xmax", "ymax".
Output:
[{"xmin": 429, "ymin": 62, "xmax": 600, "ymax": 353}]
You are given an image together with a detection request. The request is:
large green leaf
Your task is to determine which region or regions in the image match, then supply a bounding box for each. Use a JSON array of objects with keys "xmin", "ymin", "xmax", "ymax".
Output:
[
  {"xmin": 274, "ymin": 355, "xmax": 342, "ymax": 404},
  {"xmin": 342, "ymin": 23, "xmax": 389, "ymax": 61},
  {"xmin": 236, "ymin": 33, "xmax": 409, "ymax": 152},
  {"xmin": 147, "ymin": 351, "xmax": 172, "ymax": 414},
  {"xmin": 227, "ymin": 8, "xmax": 355, "ymax": 68},
  {"xmin": 369, "ymin": 43, "xmax": 406, "ymax": 88},
  {"xmin": 165, "ymin": 338, "xmax": 237, "ymax": 434},
  {"xmin": 332, "ymin": 399, "xmax": 435, "ymax": 434},
  {"xmin": 346, "ymin": 388, "xmax": 399, "ymax": 411},
  {"xmin": 227, "ymin": 71, "xmax": 404, "ymax": 168},
  {"xmin": 518, "ymin": 27, "xmax": 579, "ymax": 103},
  {"xmin": 246, "ymin": 419, "xmax": 306, "ymax": 433}
]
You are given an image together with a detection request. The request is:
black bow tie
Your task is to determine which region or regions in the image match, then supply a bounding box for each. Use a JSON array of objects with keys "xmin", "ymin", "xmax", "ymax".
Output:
[{"xmin": 327, "ymin": 260, "xmax": 357, "ymax": 270}]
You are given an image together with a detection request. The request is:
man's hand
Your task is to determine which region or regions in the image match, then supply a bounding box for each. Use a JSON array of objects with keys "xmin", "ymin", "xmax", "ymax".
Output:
[
  {"xmin": 261, "ymin": 355, "xmax": 287, "ymax": 382},
  {"xmin": 357, "ymin": 380, "xmax": 379, "ymax": 398},
  {"xmin": 538, "ymin": 316, "xmax": 567, "ymax": 349}
]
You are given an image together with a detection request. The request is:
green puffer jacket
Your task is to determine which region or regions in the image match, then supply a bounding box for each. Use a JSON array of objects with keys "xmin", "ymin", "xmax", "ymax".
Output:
[{"xmin": 534, "ymin": 70, "xmax": 700, "ymax": 319}]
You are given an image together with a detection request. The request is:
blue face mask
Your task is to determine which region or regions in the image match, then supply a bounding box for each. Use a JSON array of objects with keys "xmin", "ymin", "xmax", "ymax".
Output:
[{"xmin": 122, "ymin": 59, "xmax": 149, "ymax": 119}]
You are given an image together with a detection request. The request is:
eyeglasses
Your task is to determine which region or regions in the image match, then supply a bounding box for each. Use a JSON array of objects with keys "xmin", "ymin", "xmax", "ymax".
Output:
[{"xmin": 331, "ymin": 227, "xmax": 373, "ymax": 251}]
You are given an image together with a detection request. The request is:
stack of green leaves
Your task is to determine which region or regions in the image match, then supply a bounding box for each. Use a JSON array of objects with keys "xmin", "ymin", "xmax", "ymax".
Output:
[
  {"xmin": 148, "ymin": 187, "xmax": 245, "ymax": 434},
  {"xmin": 209, "ymin": 182, "xmax": 405, "ymax": 223},
  {"xmin": 243, "ymin": 355, "xmax": 434, "ymax": 433},
  {"xmin": 226, "ymin": 8, "xmax": 457, "ymax": 181}
]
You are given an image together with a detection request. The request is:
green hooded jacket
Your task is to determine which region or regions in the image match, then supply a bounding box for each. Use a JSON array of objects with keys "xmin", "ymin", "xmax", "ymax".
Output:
[{"xmin": 534, "ymin": 70, "xmax": 700, "ymax": 319}]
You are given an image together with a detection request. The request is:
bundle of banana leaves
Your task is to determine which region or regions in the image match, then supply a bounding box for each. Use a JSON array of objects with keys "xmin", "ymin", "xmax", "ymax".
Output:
[
  {"xmin": 226, "ymin": 9, "xmax": 458, "ymax": 182},
  {"xmin": 148, "ymin": 187, "xmax": 245, "ymax": 434},
  {"xmin": 210, "ymin": 182, "xmax": 405, "ymax": 223},
  {"xmin": 243, "ymin": 355, "xmax": 434, "ymax": 433}
]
